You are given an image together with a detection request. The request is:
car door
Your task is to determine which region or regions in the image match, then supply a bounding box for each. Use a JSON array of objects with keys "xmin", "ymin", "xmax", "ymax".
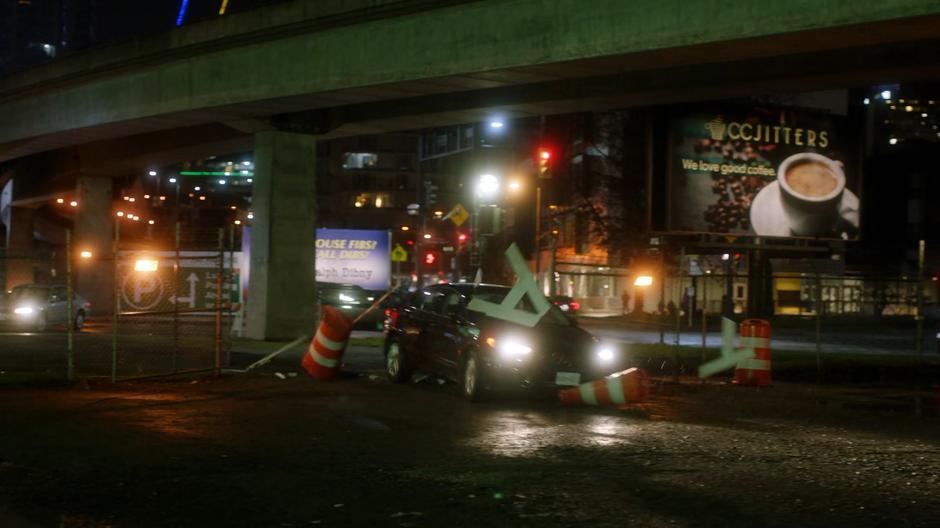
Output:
[
  {"xmin": 423, "ymin": 288, "xmax": 468, "ymax": 380},
  {"xmin": 414, "ymin": 288, "xmax": 447, "ymax": 373},
  {"xmin": 47, "ymin": 286, "xmax": 69, "ymax": 324},
  {"xmin": 435, "ymin": 288, "xmax": 475, "ymax": 380}
]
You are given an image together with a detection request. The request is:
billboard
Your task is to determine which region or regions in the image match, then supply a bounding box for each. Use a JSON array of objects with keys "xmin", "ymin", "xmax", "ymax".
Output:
[
  {"xmin": 668, "ymin": 106, "xmax": 859, "ymax": 240},
  {"xmin": 315, "ymin": 229, "xmax": 390, "ymax": 290}
]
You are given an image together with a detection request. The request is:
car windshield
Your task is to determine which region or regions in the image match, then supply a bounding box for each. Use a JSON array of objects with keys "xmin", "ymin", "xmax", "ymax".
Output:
[
  {"xmin": 10, "ymin": 286, "xmax": 48, "ymax": 303},
  {"xmin": 469, "ymin": 286, "xmax": 571, "ymax": 326}
]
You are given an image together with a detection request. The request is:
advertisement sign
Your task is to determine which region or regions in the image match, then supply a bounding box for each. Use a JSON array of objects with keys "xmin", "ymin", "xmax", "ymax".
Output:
[
  {"xmin": 668, "ymin": 106, "xmax": 859, "ymax": 239},
  {"xmin": 315, "ymin": 229, "xmax": 390, "ymax": 290}
]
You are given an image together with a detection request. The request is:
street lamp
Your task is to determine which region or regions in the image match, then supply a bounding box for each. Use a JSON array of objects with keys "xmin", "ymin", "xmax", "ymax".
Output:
[{"xmin": 476, "ymin": 173, "xmax": 500, "ymax": 202}]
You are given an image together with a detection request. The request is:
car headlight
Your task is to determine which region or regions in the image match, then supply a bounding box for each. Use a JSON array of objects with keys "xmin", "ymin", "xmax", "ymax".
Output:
[
  {"xmin": 486, "ymin": 336, "xmax": 533, "ymax": 360},
  {"xmin": 339, "ymin": 293, "xmax": 355, "ymax": 302},
  {"xmin": 596, "ymin": 346, "xmax": 616, "ymax": 363},
  {"xmin": 14, "ymin": 306, "xmax": 35, "ymax": 315}
]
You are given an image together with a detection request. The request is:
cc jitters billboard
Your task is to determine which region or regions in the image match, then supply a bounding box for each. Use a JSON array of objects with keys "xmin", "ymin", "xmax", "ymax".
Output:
[{"xmin": 667, "ymin": 106, "xmax": 859, "ymax": 240}]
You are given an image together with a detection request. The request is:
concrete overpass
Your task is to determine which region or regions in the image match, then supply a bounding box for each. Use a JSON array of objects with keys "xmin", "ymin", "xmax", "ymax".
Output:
[{"xmin": 2, "ymin": 0, "xmax": 940, "ymax": 338}]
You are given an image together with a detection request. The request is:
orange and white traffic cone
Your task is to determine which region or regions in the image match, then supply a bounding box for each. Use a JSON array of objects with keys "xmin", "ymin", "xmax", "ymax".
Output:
[
  {"xmin": 558, "ymin": 367, "xmax": 650, "ymax": 406},
  {"xmin": 733, "ymin": 319, "xmax": 772, "ymax": 386},
  {"xmin": 301, "ymin": 305, "xmax": 352, "ymax": 381}
]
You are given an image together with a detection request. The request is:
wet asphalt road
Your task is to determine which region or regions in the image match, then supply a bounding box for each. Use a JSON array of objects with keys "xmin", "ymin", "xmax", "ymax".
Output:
[{"xmin": 1, "ymin": 341, "xmax": 940, "ymax": 527}]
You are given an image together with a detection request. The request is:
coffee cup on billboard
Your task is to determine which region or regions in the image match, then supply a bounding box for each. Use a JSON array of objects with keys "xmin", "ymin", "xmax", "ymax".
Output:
[{"xmin": 777, "ymin": 152, "xmax": 845, "ymax": 236}]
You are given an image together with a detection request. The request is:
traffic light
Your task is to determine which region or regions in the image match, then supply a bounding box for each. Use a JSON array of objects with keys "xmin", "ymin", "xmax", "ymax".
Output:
[
  {"xmin": 424, "ymin": 251, "xmax": 437, "ymax": 265},
  {"xmin": 424, "ymin": 180, "xmax": 439, "ymax": 206},
  {"xmin": 537, "ymin": 147, "xmax": 552, "ymax": 179},
  {"xmin": 457, "ymin": 232, "xmax": 468, "ymax": 244}
]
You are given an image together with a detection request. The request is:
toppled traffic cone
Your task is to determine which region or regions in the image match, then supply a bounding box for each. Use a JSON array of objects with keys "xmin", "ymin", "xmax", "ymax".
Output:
[
  {"xmin": 559, "ymin": 367, "xmax": 650, "ymax": 406},
  {"xmin": 301, "ymin": 305, "xmax": 352, "ymax": 380}
]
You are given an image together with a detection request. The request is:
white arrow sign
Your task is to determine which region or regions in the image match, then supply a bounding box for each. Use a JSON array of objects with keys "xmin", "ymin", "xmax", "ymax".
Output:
[
  {"xmin": 171, "ymin": 273, "xmax": 200, "ymax": 308},
  {"xmin": 698, "ymin": 317, "xmax": 754, "ymax": 379},
  {"xmin": 467, "ymin": 243, "xmax": 550, "ymax": 327}
]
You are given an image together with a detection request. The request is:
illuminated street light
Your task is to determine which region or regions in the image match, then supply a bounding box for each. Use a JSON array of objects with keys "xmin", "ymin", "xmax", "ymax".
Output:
[
  {"xmin": 79, "ymin": 250, "xmax": 93, "ymax": 259},
  {"xmin": 489, "ymin": 120, "xmax": 504, "ymax": 129},
  {"xmin": 128, "ymin": 197, "xmax": 136, "ymax": 203},
  {"xmin": 116, "ymin": 211, "xmax": 125, "ymax": 217},
  {"xmin": 219, "ymin": 179, "xmax": 227, "ymax": 185},
  {"xmin": 234, "ymin": 220, "xmax": 242, "ymax": 225},
  {"xmin": 242, "ymin": 161, "xmax": 251, "ymax": 166},
  {"xmin": 401, "ymin": 226, "xmax": 410, "ymax": 231},
  {"xmin": 194, "ymin": 186, "xmax": 201, "ymax": 191},
  {"xmin": 56, "ymin": 198, "xmax": 64, "ymax": 204},
  {"xmin": 144, "ymin": 194, "xmax": 150, "ymax": 199},
  {"xmin": 148, "ymin": 170, "xmax": 157, "ymax": 176},
  {"xmin": 476, "ymin": 173, "xmax": 500, "ymax": 201},
  {"xmin": 148, "ymin": 220, "xmax": 155, "ymax": 225},
  {"xmin": 199, "ymin": 196, "xmax": 206, "ymax": 201},
  {"xmin": 423, "ymin": 233, "xmax": 432, "ymax": 239},
  {"xmin": 169, "ymin": 177, "xmax": 177, "ymax": 184},
  {"xmin": 247, "ymin": 212, "xmax": 254, "ymax": 220},
  {"xmin": 134, "ymin": 259, "xmax": 158, "ymax": 272},
  {"xmin": 634, "ymin": 275, "xmax": 653, "ymax": 287},
  {"xmin": 159, "ymin": 196, "xmax": 166, "ymax": 201},
  {"xmin": 881, "ymin": 90, "xmax": 892, "ymax": 100},
  {"xmin": 69, "ymin": 201, "xmax": 78, "ymax": 207},
  {"xmin": 508, "ymin": 180, "xmax": 521, "ymax": 192}
]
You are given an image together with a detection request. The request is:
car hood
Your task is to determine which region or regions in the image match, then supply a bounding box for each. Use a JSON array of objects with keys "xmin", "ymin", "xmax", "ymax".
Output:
[{"xmin": 478, "ymin": 317, "xmax": 595, "ymax": 355}]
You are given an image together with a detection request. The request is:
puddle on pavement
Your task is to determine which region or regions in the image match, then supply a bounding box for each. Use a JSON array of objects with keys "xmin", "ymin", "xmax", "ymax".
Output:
[{"xmin": 465, "ymin": 410, "xmax": 643, "ymax": 457}]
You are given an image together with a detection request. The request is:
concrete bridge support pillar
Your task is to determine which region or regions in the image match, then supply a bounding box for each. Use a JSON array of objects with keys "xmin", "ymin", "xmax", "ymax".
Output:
[
  {"xmin": 4, "ymin": 207, "xmax": 37, "ymax": 289},
  {"xmin": 74, "ymin": 175, "xmax": 114, "ymax": 315},
  {"xmin": 245, "ymin": 131, "xmax": 317, "ymax": 340}
]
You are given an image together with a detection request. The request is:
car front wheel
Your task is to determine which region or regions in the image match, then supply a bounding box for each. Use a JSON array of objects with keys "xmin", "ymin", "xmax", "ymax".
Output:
[
  {"xmin": 462, "ymin": 351, "xmax": 485, "ymax": 402},
  {"xmin": 74, "ymin": 311, "xmax": 85, "ymax": 331},
  {"xmin": 385, "ymin": 341, "xmax": 412, "ymax": 383}
]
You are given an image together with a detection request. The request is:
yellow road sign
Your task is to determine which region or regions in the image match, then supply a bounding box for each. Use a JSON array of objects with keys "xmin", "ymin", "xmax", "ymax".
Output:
[
  {"xmin": 391, "ymin": 244, "xmax": 409, "ymax": 263},
  {"xmin": 446, "ymin": 203, "xmax": 470, "ymax": 226}
]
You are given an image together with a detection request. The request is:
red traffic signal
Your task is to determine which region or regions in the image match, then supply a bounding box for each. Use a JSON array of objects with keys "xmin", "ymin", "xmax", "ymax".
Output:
[
  {"xmin": 424, "ymin": 251, "xmax": 437, "ymax": 265},
  {"xmin": 457, "ymin": 232, "xmax": 468, "ymax": 243},
  {"xmin": 537, "ymin": 147, "xmax": 552, "ymax": 178}
]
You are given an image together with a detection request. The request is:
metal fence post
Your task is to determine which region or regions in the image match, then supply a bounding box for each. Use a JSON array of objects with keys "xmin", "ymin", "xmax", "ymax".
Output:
[
  {"xmin": 65, "ymin": 229, "xmax": 74, "ymax": 382},
  {"xmin": 215, "ymin": 228, "xmax": 223, "ymax": 375},
  {"xmin": 916, "ymin": 240, "xmax": 925, "ymax": 357},
  {"xmin": 814, "ymin": 270, "xmax": 822, "ymax": 385},
  {"xmin": 701, "ymin": 274, "xmax": 708, "ymax": 369},
  {"xmin": 111, "ymin": 220, "xmax": 120, "ymax": 383},
  {"xmin": 173, "ymin": 222, "xmax": 180, "ymax": 373},
  {"xmin": 228, "ymin": 224, "xmax": 235, "ymax": 364}
]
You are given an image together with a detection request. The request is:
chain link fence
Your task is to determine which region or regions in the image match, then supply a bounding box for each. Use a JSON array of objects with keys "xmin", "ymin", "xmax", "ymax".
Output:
[{"xmin": 0, "ymin": 224, "xmax": 240, "ymax": 383}]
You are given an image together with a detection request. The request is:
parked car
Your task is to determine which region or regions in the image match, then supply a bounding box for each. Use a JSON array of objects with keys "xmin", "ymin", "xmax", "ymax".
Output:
[
  {"xmin": 384, "ymin": 283, "xmax": 622, "ymax": 401},
  {"xmin": 548, "ymin": 295, "xmax": 581, "ymax": 315},
  {"xmin": 317, "ymin": 283, "xmax": 385, "ymax": 330},
  {"xmin": 0, "ymin": 284, "xmax": 91, "ymax": 331}
]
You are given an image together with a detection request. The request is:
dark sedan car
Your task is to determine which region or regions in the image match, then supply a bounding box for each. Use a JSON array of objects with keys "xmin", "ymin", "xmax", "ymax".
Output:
[{"xmin": 384, "ymin": 283, "xmax": 621, "ymax": 401}]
